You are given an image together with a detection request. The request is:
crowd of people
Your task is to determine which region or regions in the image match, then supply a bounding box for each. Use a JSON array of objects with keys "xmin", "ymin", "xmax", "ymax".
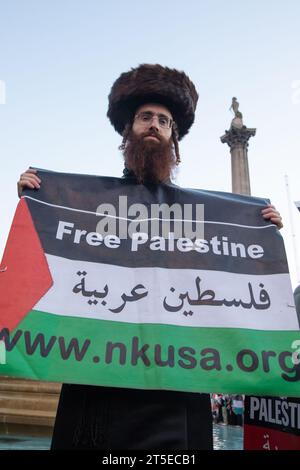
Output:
[{"xmin": 211, "ymin": 393, "xmax": 244, "ymax": 426}]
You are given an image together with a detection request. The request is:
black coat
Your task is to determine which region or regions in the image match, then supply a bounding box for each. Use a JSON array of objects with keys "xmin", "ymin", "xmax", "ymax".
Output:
[{"xmin": 51, "ymin": 384, "xmax": 213, "ymax": 450}]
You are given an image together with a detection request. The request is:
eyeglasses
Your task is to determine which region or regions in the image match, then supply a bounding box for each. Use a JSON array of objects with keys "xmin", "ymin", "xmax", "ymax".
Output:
[{"xmin": 134, "ymin": 111, "xmax": 173, "ymax": 129}]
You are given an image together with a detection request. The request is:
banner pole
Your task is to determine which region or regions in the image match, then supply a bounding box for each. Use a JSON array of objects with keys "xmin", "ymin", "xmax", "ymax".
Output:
[{"xmin": 284, "ymin": 174, "xmax": 300, "ymax": 284}]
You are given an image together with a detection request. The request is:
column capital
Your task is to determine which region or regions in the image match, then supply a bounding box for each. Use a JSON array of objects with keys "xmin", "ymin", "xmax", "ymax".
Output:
[{"xmin": 220, "ymin": 126, "xmax": 256, "ymax": 150}]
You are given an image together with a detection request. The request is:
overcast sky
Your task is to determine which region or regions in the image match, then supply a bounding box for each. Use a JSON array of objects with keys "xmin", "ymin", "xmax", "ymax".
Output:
[{"xmin": 1, "ymin": 0, "xmax": 300, "ymax": 288}]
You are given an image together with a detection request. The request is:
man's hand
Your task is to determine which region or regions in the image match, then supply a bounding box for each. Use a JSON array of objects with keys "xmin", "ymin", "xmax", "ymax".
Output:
[
  {"xmin": 17, "ymin": 168, "xmax": 41, "ymax": 198},
  {"xmin": 261, "ymin": 204, "xmax": 283, "ymax": 229}
]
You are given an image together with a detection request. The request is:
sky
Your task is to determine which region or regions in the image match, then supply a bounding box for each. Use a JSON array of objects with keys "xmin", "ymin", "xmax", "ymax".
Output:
[{"xmin": 1, "ymin": 0, "xmax": 300, "ymax": 288}]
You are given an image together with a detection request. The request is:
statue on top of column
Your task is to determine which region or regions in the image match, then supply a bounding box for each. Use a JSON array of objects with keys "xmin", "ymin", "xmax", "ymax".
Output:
[{"xmin": 230, "ymin": 97, "xmax": 244, "ymax": 129}]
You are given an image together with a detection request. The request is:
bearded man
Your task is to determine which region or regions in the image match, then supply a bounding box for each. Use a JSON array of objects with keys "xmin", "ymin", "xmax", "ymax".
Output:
[{"xmin": 17, "ymin": 64, "xmax": 282, "ymax": 449}]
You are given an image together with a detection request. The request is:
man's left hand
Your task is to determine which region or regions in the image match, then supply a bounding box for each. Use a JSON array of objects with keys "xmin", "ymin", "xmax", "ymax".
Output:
[{"xmin": 261, "ymin": 204, "xmax": 283, "ymax": 229}]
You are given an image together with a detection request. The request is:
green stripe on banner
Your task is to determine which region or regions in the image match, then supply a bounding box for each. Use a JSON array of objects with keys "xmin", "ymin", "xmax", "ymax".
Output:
[{"xmin": 2, "ymin": 310, "xmax": 300, "ymax": 396}]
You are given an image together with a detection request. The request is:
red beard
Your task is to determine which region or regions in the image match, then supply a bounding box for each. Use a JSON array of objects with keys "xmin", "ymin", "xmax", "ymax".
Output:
[{"xmin": 123, "ymin": 130, "xmax": 176, "ymax": 184}]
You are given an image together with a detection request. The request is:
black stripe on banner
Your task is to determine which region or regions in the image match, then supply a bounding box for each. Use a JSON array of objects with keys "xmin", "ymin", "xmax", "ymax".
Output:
[
  {"xmin": 26, "ymin": 197, "xmax": 287, "ymax": 274},
  {"xmin": 22, "ymin": 169, "xmax": 288, "ymax": 274},
  {"xmin": 25, "ymin": 168, "xmax": 271, "ymax": 226}
]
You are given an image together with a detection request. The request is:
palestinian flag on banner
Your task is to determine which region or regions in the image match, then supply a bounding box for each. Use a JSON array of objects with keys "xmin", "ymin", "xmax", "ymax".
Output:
[
  {"xmin": 0, "ymin": 169, "xmax": 300, "ymax": 396},
  {"xmin": 295, "ymin": 201, "xmax": 300, "ymax": 212}
]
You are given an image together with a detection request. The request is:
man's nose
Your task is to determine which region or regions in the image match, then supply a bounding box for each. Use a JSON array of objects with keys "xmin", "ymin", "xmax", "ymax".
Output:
[
  {"xmin": 149, "ymin": 123, "xmax": 159, "ymax": 132},
  {"xmin": 149, "ymin": 116, "xmax": 160, "ymax": 131}
]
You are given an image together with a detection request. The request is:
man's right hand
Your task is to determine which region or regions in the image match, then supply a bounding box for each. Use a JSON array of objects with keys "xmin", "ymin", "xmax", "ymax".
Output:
[{"xmin": 17, "ymin": 168, "xmax": 41, "ymax": 198}]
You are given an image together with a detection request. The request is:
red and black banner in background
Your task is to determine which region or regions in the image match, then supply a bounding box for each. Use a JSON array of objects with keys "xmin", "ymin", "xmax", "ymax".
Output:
[{"xmin": 244, "ymin": 395, "xmax": 300, "ymax": 450}]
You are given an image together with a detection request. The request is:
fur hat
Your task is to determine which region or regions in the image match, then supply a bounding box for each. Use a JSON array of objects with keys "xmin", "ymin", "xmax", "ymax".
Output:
[{"xmin": 107, "ymin": 64, "xmax": 198, "ymax": 140}]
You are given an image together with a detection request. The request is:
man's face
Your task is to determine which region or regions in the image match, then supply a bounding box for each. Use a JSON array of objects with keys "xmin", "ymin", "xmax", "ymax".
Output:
[
  {"xmin": 123, "ymin": 103, "xmax": 176, "ymax": 184},
  {"xmin": 132, "ymin": 103, "xmax": 173, "ymax": 143}
]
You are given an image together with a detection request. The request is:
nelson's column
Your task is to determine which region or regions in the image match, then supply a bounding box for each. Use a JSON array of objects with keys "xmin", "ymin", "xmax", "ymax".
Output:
[{"xmin": 220, "ymin": 97, "xmax": 256, "ymax": 195}]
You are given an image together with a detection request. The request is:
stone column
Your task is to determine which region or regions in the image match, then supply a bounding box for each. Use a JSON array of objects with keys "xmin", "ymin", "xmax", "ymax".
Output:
[{"xmin": 220, "ymin": 125, "xmax": 256, "ymax": 196}]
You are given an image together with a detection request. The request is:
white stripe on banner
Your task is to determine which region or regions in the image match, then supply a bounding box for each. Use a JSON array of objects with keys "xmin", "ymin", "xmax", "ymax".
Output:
[{"xmin": 34, "ymin": 254, "xmax": 298, "ymax": 330}]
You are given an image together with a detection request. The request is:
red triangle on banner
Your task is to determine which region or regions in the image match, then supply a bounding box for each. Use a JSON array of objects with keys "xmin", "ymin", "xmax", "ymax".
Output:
[{"xmin": 0, "ymin": 198, "xmax": 53, "ymax": 331}]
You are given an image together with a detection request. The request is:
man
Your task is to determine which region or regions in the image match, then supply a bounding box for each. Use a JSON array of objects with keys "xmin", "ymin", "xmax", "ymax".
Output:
[{"xmin": 17, "ymin": 64, "xmax": 283, "ymax": 449}]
